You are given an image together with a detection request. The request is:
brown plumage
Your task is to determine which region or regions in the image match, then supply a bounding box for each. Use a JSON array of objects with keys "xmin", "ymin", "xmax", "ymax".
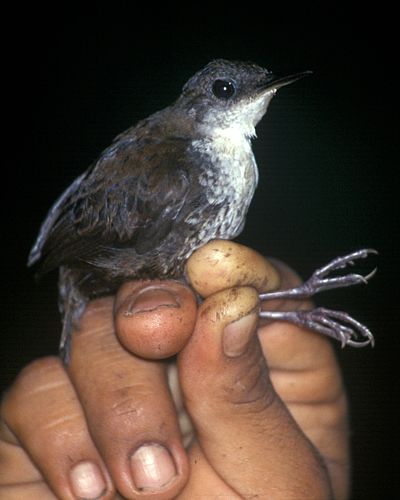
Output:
[{"xmin": 29, "ymin": 59, "xmax": 376, "ymax": 361}]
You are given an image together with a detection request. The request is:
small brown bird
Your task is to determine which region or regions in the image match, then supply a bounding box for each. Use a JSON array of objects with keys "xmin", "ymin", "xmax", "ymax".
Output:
[{"xmin": 28, "ymin": 59, "xmax": 376, "ymax": 361}]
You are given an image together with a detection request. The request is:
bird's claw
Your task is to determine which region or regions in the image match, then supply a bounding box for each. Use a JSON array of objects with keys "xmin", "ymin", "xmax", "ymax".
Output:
[
  {"xmin": 259, "ymin": 307, "xmax": 375, "ymax": 348},
  {"xmin": 259, "ymin": 249, "xmax": 378, "ymax": 301},
  {"xmin": 258, "ymin": 249, "xmax": 377, "ymax": 348},
  {"xmin": 309, "ymin": 248, "xmax": 378, "ymax": 292}
]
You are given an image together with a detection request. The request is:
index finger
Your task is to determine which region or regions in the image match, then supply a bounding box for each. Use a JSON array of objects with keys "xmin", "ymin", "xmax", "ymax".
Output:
[{"xmin": 185, "ymin": 239, "xmax": 281, "ymax": 296}]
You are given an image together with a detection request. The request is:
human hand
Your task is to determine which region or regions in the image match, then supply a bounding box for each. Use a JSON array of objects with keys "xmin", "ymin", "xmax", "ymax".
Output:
[{"xmin": 0, "ymin": 241, "xmax": 349, "ymax": 499}]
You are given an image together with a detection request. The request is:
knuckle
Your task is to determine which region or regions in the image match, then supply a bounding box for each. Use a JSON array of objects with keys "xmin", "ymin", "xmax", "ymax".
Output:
[{"xmin": 96, "ymin": 385, "xmax": 150, "ymax": 433}]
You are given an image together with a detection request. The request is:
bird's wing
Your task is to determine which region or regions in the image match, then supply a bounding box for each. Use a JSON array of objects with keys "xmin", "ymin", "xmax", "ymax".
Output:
[{"xmin": 28, "ymin": 136, "xmax": 193, "ymax": 275}]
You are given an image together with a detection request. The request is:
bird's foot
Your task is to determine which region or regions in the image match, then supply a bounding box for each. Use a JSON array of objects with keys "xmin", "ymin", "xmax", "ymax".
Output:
[
  {"xmin": 260, "ymin": 249, "xmax": 377, "ymax": 301},
  {"xmin": 259, "ymin": 249, "xmax": 377, "ymax": 347},
  {"xmin": 260, "ymin": 307, "xmax": 374, "ymax": 347}
]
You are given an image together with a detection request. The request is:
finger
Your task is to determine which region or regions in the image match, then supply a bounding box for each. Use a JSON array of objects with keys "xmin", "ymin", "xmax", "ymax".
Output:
[
  {"xmin": 178, "ymin": 286, "xmax": 332, "ymax": 498},
  {"xmin": 186, "ymin": 239, "xmax": 280, "ymax": 297},
  {"xmin": 68, "ymin": 292, "xmax": 190, "ymax": 499},
  {"xmin": 1, "ymin": 356, "xmax": 114, "ymax": 500},
  {"xmin": 114, "ymin": 280, "xmax": 197, "ymax": 359}
]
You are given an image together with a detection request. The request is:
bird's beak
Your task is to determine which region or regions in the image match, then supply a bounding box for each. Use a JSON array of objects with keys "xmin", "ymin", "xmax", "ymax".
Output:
[{"xmin": 258, "ymin": 71, "xmax": 313, "ymax": 93}]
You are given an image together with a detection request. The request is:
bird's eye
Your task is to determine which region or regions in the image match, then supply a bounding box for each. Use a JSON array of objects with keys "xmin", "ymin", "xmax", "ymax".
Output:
[{"xmin": 212, "ymin": 79, "xmax": 236, "ymax": 99}]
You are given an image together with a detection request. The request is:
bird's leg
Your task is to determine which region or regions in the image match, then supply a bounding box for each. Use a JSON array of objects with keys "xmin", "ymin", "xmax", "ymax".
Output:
[
  {"xmin": 58, "ymin": 266, "xmax": 90, "ymax": 363},
  {"xmin": 59, "ymin": 298, "xmax": 87, "ymax": 363},
  {"xmin": 259, "ymin": 249, "xmax": 377, "ymax": 347}
]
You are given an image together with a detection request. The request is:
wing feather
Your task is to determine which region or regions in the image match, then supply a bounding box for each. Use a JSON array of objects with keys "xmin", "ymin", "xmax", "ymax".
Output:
[{"xmin": 28, "ymin": 133, "xmax": 192, "ymax": 275}]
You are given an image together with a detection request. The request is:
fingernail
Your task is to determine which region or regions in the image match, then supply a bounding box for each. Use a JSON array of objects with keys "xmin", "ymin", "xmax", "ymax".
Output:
[
  {"xmin": 70, "ymin": 461, "xmax": 106, "ymax": 499},
  {"xmin": 130, "ymin": 443, "xmax": 177, "ymax": 491},
  {"xmin": 223, "ymin": 311, "xmax": 258, "ymax": 357},
  {"xmin": 123, "ymin": 287, "xmax": 180, "ymax": 316}
]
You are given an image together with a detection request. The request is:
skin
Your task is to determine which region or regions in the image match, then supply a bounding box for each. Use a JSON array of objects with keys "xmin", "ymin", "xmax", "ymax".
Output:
[{"xmin": 0, "ymin": 241, "xmax": 350, "ymax": 499}]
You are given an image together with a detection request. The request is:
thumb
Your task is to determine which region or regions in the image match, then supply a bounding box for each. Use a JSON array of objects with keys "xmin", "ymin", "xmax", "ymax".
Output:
[{"xmin": 177, "ymin": 286, "xmax": 331, "ymax": 498}]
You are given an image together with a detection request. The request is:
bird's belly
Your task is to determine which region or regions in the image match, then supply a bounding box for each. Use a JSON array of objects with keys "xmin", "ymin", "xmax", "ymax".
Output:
[{"xmin": 92, "ymin": 201, "xmax": 246, "ymax": 283}]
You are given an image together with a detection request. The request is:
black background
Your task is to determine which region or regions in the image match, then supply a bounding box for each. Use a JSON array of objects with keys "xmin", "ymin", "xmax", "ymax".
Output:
[{"xmin": 1, "ymin": 9, "xmax": 396, "ymax": 499}]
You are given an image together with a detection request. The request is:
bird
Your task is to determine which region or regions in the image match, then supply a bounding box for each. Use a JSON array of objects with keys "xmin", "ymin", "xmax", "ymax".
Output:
[{"xmin": 28, "ymin": 59, "xmax": 376, "ymax": 361}]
